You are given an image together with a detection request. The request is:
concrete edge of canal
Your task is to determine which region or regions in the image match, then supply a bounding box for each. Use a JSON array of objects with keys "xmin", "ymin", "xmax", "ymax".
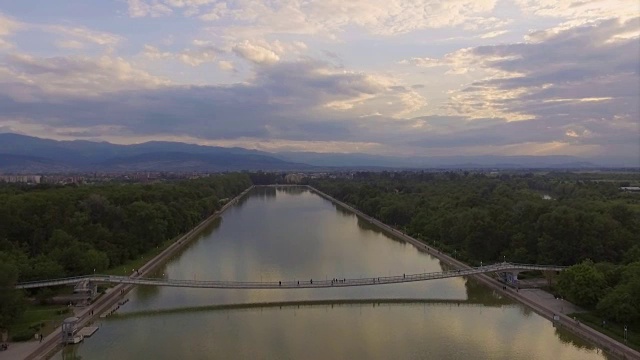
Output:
[
  {"xmin": 308, "ymin": 185, "xmax": 640, "ymax": 360},
  {"xmin": 25, "ymin": 185, "xmax": 255, "ymax": 360}
]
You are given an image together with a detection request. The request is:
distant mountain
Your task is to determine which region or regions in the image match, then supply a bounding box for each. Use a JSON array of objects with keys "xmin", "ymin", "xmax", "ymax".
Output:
[
  {"xmin": 0, "ymin": 153, "xmax": 71, "ymax": 173},
  {"xmin": 0, "ymin": 134, "xmax": 309, "ymax": 173},
  {"xmin": 97, "ymin": 151, "xmax": 302, "ymax": 171},
  {"xmin": 1, "ymin": 133, "xmax": 636, "ymax": 173},
  {"xmin": 275, "ymin": 152, "xmax": 636, "ymax": 169}
]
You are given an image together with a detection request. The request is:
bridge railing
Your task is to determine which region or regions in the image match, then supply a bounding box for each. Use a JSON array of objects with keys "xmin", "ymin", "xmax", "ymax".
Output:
[{"xmin": 15, "ymin": 263, "xmax": 568, "ymax": 289}]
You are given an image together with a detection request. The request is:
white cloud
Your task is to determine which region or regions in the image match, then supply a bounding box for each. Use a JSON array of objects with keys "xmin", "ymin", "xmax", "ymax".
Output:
[
  {"xmin": 478, "ymin": 29, "xmax": 509, "ymax": 39},
  {"xmin": 46, "ymin": 25, "xmax": 122, "ymax": 47},
  {"xmin": 515, "ymin": 0, "xmax": 634, "ymax": 22},
  {"xmin": 0, "ymin": 13, "xmax": 21, "ymax": 35},
  {"xmin": 127, "ymin": 0, "xmax": 173, "ymax": 17},
  {"xmin": 217, "ymin": 60, "xmax": 234, "ymax": 71},
  {"xmin": 143, "ymin": 44, "xmax": 217, "ymax": 66},
  {"xmin": 232, "ymin": 40, "xmax": 280, "ymax": 65},
  {"xmin": 399, "ymin": 57, "xmax": 447, "ymax": 68},
  {"xmin": 0, "ymin": 58, "xmax": 426, "ymax": 145},
  {"xmin": 1, "ymin": 53, "xmax": 170, "ymax": 97},
  {"xmin": 133, "ymin": 0, "xmax": 505, "ymax": 36},
  {"xmin": 437, "ymin": 18, "xmax": 639, "ymax": 147},
  {"xmin": 0, "ymin": 12, "xmax": 22, "ymax": 48}
]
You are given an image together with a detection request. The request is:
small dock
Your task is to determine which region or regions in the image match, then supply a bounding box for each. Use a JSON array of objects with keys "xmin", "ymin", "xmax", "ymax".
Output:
[
  {"xmin": 78, "ymin": 326, "xmax": 99, "ymax": 338},
  {"xmin": 100, "ymin": 298, "xmax": 129, "ymax": 318}
]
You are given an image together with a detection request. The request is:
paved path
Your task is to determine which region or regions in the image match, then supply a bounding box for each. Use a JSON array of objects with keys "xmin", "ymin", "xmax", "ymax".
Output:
[{"xmin": 518, "ymin": 288, "xmax": 583, "ymax": 315}]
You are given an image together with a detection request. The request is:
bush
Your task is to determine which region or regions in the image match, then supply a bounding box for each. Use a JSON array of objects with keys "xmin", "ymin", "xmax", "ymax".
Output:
[{"xmin": 11, "ymin": 328, "xmax": 37, "ymax": 342}]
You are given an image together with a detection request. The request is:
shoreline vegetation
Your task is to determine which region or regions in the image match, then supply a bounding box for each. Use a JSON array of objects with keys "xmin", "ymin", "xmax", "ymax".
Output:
[
  {"xmin": 308, "ymin": 172, "xmax": 640, "ymax": 357},
  {"xmin": 0, "ymin": 172, "xmax": 640, "ymax": 358},
  {"xmin": 0, "ymin": 173, "xmax": 252, "ymax": 341},
  {"xmin": 15, "ymin": 182, "xmax": 255, "ymax": 360}
]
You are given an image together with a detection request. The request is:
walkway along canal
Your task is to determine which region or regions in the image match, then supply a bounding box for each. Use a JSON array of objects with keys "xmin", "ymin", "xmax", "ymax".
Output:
[
  {"xmin": 309, "ymin": 185, "xmax": 639, "ymax": 360},
  {"xmin": 20, "ymin": 186, "xmax": 254, "ymax": 360}
]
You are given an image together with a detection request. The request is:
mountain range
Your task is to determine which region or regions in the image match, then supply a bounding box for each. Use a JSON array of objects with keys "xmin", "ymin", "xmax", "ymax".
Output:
[
  {"xmin": 0, "ymin": 133, "xmax": 636, "ymax": 173},
  {"xmin": 0, "ymin": 133, "xmax": 306, "ymax": 172}
]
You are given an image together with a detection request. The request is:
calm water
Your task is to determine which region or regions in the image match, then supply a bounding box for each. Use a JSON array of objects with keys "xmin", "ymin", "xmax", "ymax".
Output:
[{"xmin": 58, "ymin": 187, "xmax": 607, "ymax": 359}]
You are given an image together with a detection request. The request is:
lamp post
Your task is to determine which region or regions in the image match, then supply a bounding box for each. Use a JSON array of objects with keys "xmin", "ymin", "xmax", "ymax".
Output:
[{"xmin": 624, "ymin": 325, "xmax": 628, "ymax": 342}]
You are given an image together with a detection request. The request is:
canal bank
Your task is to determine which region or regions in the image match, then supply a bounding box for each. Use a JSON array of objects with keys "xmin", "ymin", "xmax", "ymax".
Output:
[
  {"xmin": 20, "ymin": 185, "xmax": 254, "ymax": 360},
  {"xmin": 50, "ymin": 185, "xmax": 612, "ymax": 360},
  {"xmin": 308, "ymin": 185, "xmax": 639, "ymax": 360}
]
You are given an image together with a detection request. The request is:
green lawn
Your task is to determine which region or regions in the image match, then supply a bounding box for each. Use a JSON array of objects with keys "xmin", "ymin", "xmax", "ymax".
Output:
[
  {"xmin": 9, "ymin": 237, "xmax": 179, "ymax": 341},
  {"xmin": 103, "ymin": 237, "xmax": 176, "ymax": 277},
  {"xmin": 10, "ymin": 305, "xmax": 72, "ymax": 341},
  {"xmin": 571, "ymin": 312, "xmax": 639, "ymax": 352}
]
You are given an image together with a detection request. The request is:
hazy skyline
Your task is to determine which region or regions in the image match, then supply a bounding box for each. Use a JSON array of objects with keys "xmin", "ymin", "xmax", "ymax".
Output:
[{"xmin": 0, "ymin": 1, "xmax": 638, "ymax": 162}]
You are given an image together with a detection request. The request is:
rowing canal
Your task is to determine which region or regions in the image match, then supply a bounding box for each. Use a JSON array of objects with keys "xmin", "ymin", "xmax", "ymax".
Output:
[{"xmin": 57, "ymin": 186, "xmax": 608, "ymax": 359}]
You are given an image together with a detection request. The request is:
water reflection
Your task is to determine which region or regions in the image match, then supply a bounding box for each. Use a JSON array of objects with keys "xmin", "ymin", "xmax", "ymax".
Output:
[
  {"xmin": 555, "ymin": 326, "xmax": 597, "ymax": 351},
  {"xmin": 247, "ymin": 186, "xmax": 276, "ymax": 200},
  {"xmin": 59, "ymin": 186, "xmax": 607, "ymax": 360},
  {"xmin": 65, "ymin": 302, "xmax": 608, "ymax": 360},
  {"xmin": 275, "ymin": 186, "xmax": 307, "ymax": 195}
]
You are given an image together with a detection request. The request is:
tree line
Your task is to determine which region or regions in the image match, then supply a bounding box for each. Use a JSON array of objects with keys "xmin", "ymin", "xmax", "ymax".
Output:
[
  {"xmin": 0, "ymin": 173, "xmax": 251, "ymax": 330},
  {"xmin": 311, "ymin": 171, "xmax": 640, "ymax": 325}
]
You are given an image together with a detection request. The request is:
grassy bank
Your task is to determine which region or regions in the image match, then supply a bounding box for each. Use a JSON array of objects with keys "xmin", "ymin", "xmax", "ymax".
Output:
[
  {"xmin": 571, "ymin": 312, "xmax": 640, "ymax": 352},
  {"xmin": 104, "ymin": 237, "xmax": 176, "ymax": 277},
  {"xmin": 9, "ymin": 237, "xmax": 177, "ymax": 341},
  {"xmin": 9, "ymin": 305, "xmax": 72, "ymax": 341}
]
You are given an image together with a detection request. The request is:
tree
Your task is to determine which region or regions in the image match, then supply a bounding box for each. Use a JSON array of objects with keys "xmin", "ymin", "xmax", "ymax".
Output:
[
  {"xmin": 557, "ymin": 260, "xmax": 606, "ymax": 308},
  {"xmin": 597, "ymin": 262, "xmax": 640, "ymax": 323},
  {"xmin": 0, "ymin": 252, "xmax": 25, "ymax": 331}
]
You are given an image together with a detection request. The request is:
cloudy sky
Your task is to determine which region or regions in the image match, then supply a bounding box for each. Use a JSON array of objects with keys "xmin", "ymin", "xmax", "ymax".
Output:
[{"xmin": 0, "ymin": 1, "xmax": 638, "ymax": 161}]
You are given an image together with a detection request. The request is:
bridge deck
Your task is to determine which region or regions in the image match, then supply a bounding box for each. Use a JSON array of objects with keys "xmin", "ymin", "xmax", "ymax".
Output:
[{"xmin": 16, "ymin": 263, "xmax": 566, "ymax": 290}]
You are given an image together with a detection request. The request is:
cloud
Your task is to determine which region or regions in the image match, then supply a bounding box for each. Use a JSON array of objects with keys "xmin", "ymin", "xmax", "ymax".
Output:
[
  {"xmin": 515, "ymin": 0, "xmax": 634, "ymax": 22},
  {"xmin": 217, "ymin": 60, "xmax": 234, "ymax": 71},
  {"xmin": 127, "ymin": 0, "xmax": 173, "ymax": 17},
  {"xmin": 0, "ymin": 12, "xmax": 22, "ymax": 48},
  {"xmin": 46, "ymin": 25, "xmax": 122, "ymax": 47},
  {"xmin": 0, "ymin": 12, "xmax": 121, "ymax": 51},
  {"xmin": 0, "ymin": 57, "xmax": 424, "ymax": 146},
  {"xmin": 478, "ymin": 29, "xmax": 509, "ymax": 39},
  {"xmin": 132, "ymin": 0, "xmax": 505, "ymax": 36},
  {"xmin": 429, "ymin": 18, "xmax": 639, "ymax": 150},
  {"xmin": 0, "ymin": 12, "xmax": 21, "ymax": 36},
  {"xmin": 1, "ymin": 5, "xmax": 637, "ymax": 161},
  {"xmin": 399, "ymin": 57, "xmax": 447, "ymax": 68},
  {"xmin": 143, "ymin": 44, "xmax": 218, "ymax": 66},
  {"xmin": 232, "ymin": 40, "xmax": 280, "ymax": 65},
  {"xmin": 1, "ymin": 53, "xmax": 170, "ymax": 97}
]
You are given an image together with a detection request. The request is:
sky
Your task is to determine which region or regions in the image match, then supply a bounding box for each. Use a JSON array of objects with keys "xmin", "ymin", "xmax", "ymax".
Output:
[{"xmin": 0, "ymin": 0, "xmax": 638, "ymax": 161}]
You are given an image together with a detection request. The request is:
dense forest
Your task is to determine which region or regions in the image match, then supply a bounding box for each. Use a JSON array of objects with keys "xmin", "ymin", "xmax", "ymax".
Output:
[
  {"xmin": 2, "ymin": 170, "xmax": 639, "ymax": 334},
  {"xmin": 311, "ymin": 171, "xmax": 640, "ymax": 324},
  {"xmin": 0, "ymin": 173, "xmax": 251, "ymax": 330}
]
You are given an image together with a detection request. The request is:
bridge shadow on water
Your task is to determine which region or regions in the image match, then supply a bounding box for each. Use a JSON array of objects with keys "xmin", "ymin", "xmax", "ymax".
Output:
[
  {"xmin": 108, "ymin": 296, "xmax": 514, "ymax": 321},
  {"xmin": 111, "ymin": 277, "xmax": 514, "ymax": 320}
]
